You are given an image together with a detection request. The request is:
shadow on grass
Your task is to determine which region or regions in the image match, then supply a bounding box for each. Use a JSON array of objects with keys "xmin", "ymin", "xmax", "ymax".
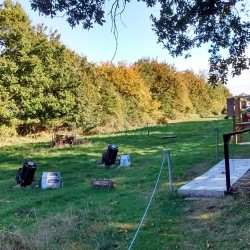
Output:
[{"xmin": 1, "ymin": 119, "xmax": 243, "ymax": 249}]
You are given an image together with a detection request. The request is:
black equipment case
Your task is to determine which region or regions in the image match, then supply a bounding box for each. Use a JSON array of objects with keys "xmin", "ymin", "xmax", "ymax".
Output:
[
  {"xmin": 101, "ymin": 144, "xmax": 118, "ymax": 166},
  {"xmin": 15, "ymin": 160, "xmax": 38, "ymax": 187}
]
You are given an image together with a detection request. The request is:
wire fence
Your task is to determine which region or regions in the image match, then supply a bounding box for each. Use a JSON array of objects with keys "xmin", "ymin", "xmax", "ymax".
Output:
[{"xmin": 127, "ymin": 127, "xmax": 220, "ymax": 249}]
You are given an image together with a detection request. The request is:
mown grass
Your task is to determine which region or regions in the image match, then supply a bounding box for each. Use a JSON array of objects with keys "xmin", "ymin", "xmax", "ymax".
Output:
[{"xmin": 0, "ymin": 118, "xmax": 250, "ymax": 250}]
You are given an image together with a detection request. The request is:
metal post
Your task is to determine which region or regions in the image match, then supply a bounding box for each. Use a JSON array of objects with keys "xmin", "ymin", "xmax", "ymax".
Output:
[
  {"xmin": 214, "ymin": 128, "xmax": 219, "ymax": 163},
  {"xmin": 166, "ymin": 150, "xmax": 173, "ymax": 192},
  {"xmin": 223, "ymin": 134, "xmax": 231, "ymax": 193},
  {"xmin": 222, "ymin": 129, "xmax": 250, "ymax": 194}
]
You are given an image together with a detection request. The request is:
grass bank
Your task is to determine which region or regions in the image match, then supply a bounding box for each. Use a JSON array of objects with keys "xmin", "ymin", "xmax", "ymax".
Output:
[{"xmin": 0, "ymin": 119, "xmax": 249, "ymax": 250}]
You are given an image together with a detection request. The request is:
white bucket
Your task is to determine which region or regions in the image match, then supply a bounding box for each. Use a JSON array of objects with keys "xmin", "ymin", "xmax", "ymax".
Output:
[
  {"xmin": 119, "ymin": 154, "xmax": 131, "ymax": 167},
  {"xmin": 41, "ymin": 172, "xmax": 61, "ymax": 189}
]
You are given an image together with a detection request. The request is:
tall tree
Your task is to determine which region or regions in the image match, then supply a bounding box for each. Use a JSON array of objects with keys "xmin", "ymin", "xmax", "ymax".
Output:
[
  {"xmin": 28, "ymin": 25, "xmax": 79, "ymax": 124},
  {"xmin": 180, "ymin": 70, "xmax": 214, "ymax": 116},
  {"xmin": 29, "ymin": 0, "xmax": 250, "ymax": 85},
  {"xmin": 137, "ymin": 58, "xmax": 193, "ymax": 119},
  {"xmin": 96, "ymin": 62, "xmax": 160, "ymax": 129},
  {"xmin": 0, "ymin": 0, "xmax": 32, "ymax": 125},
  {"xmin": 0, "ymin": 1, "xmax": 79, "ymax": 132},
  {"xmin": 74, "ymin": 57, "xmax": 103, "ymax": 132},
  {"xmin": 207, "ymin": 82, "xmax": 232, "ymax": 115}
]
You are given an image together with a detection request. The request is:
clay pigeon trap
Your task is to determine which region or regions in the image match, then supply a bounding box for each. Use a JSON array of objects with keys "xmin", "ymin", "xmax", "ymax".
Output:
[
  {"xmin": 15, "ymin": 160, "xmax": 37, "ymax": 187},
  {"xmin": 101, "ymin": 144, "xmax": 118, "ymax": 166}
]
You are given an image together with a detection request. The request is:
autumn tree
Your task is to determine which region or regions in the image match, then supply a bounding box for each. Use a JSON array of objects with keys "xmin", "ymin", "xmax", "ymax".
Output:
[
  {"xmin": 0, "ymin": 1, "xmax": 234, "ymax": 135},
  {"xmin": 207, "ymin": 82, "xmax": 232, "ymax": 115},
  {"xmin": 136, "ymin": 58, "xmax": 193, "ymax": 119},
  {"xmin": 179, "ymin": 70, "xmax": 213, "ymax": 116},
  {"xmin": 29, "ymin": 0, "xmax": 250, "ymax": 85},
  {"xmin": 96, "ymin": 62, "xmax": 160, "ymax": 130}
]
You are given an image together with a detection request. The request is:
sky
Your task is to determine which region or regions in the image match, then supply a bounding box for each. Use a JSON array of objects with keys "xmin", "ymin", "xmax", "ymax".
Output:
[{"xmin": 14, "ymin": 1, "xmax": 250, "ymax": 95}]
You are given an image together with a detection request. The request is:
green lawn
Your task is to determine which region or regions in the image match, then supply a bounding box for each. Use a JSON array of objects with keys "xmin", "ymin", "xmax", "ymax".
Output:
[{"xmin": 1, "ymin": 119, "xmax": 250, "ymax": 250}]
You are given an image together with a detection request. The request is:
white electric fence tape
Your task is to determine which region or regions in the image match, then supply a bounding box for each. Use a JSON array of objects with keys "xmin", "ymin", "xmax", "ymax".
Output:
[
  {"xmin": 128, "ymin": 151, "xmax": 167, "ymax": 250},
  {"xmin": 128, "ymin": 128, "xmax": 217, "ymax": 249}
]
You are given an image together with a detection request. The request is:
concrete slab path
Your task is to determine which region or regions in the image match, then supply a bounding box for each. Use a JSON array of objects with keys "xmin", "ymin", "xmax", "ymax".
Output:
[{"xmin": 178, "ymin": 159, "xmax": 250, "ymax": 197}]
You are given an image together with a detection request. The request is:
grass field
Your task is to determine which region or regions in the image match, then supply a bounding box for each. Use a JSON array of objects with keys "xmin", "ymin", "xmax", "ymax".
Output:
[{"xmin": 1, "ymin": 119, "xmax": 250, "ymax": 250}]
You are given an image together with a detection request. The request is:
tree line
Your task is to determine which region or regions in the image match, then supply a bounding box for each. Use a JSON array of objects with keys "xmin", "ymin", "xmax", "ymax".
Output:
[{"xmin": 0, "ymin": 1, "xmax": 231, "ymax": 136}]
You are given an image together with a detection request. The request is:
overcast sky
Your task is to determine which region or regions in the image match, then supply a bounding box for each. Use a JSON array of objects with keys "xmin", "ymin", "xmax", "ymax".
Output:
[{"xmin": 15, "ymin": 1, "xmax": 250, "ymax": 95}]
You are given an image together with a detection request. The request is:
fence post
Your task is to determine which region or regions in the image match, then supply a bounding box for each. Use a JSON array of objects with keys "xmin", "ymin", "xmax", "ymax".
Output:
[
  {"xmin": 214, "ymin": 128, "xmax": 219, "ymax": 163},
  {"xmin": 166, "ymin": 150, "xmax": 173, "ymax": 192},
  {"xmin": 223, "ymin": 133, "xmax": 231, "ymax": 193}
]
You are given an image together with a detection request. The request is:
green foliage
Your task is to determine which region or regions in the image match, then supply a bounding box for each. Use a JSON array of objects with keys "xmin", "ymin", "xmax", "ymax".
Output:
[
  {"xmin": 137, "ymin": 58, "xmax": 180, "ymax": 118},
  {"xmin": 74, "ymin": 58, "xmax": 103, "ymax": 132},
  {"xmin": 95, "ymin": 62, "xmax": 160, "ymax": 131},
  {"xmin": 208, "ymin": 84, "xmax": 232, "ymax": 115},
  {"xmin": 0, "ymin": 1, "xmax": 79, "ymax": 133},
  {"xmin": 0, "ymin": 0, "xmax": 31, "ymax": 126},
  {"xmin": 0, "ymin": 1, "xmax": 232, "ymax": 135},
  {"xmin": 0, "ymin": 124, "xmax": 17, "ymax": 137},
  {"xmin": 136, "ymin": 59, "xmax": 230, "ymax": 119},
  {"xmin": 180, "ymin": 70, "xmax": 212, "ymax": 116},
  {"xmin": 151, "ymin": 0, "xmax": 250, "ymax": 84}
]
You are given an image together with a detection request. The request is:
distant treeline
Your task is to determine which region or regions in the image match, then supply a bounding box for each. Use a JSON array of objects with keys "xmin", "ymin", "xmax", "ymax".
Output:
[{"xmin": 0, "ymin": 1, "xmax": 231, "ymax": 135}]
